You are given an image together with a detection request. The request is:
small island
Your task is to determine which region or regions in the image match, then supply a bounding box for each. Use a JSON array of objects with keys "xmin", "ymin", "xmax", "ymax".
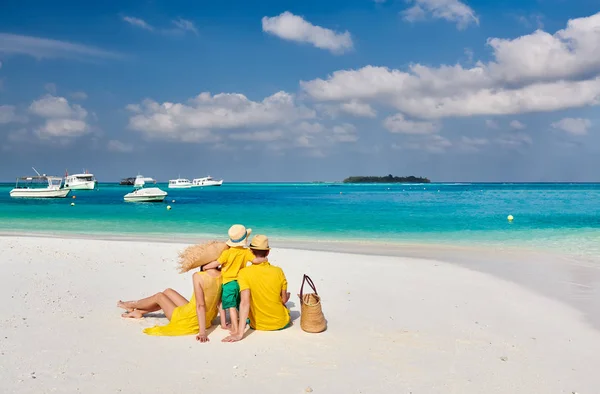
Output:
[{"xmin": 343, "ymin": 174, "xmax": 430, "ymax": 184}]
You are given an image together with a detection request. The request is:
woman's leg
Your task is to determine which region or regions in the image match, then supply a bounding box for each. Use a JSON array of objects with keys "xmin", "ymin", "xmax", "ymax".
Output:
[
  {"xmin": 119, "ymin": 288, "xmax": 187, "ymax": 320},
  {"xmin": 162, "ymin": 288, "xmax": 188, "ymax": 307}
]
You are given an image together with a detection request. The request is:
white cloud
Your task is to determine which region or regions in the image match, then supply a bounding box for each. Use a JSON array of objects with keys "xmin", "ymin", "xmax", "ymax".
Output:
[
  {"xmin": 509, "ymin": 120, "xmax": 526, "ymax": 130},
  {"xmin": 35, "ymin": 119, "xmax": 88, "ymax": 138},
  {"xmin": 0, "ymin": 33, "xmax": 122, "ymax": 60},
  {"xmin": 393, "ymin": 135, "xmax": 452, "ymax": 153},
  {"xmin": 459, "ymin": 136, "xmax": 489, "ymax": 152},
  {"xmin": 0, "ymin": 105, "xmax": 21, "ymax": 124},
  {"xmin": 330, "ymin": 123, "xmax": 358, "ymax": 142},
  {"xmin": 464, "ymin": 47, "xmax": 473, "ymax": 63},
  {"xmin": 107, "ymin": 140, "xmax": 134, "ymax": 152},
  {"xmin": 495, "ymin": 133, "xmax": 532, "ymax": 148},
  {"xmin": 29, "ymin": 95, "xmax": 90, "ymax": 138},
  {"xmin": 339, "ymin": 100, "xmax": 376, "ymax": 117},
  {"xmin": 29, "ymin": 95, "xmax": 87, "ymax": 119},
  {"xmin": 44, "ymin": 82, "xmax": 57, "ymax": 94},
  {"xmin": 301, "ymin": 12, "xmax": 600, "ymax": 120},
  {"xmin": 122, "ymin": 16, "xmax": 197, "ymax": 36},
  {"xmin": 122, "ymin": 16, "xmax": 154, "ymax": 31},
  {"xmin": 487, "ymin": 12, "xmax": 600, "ymax": 84},
  {"xmin": 262, "ymin": 11, "xmax": 353, "ymax": 54},
  {"xmin": 551, "ymin": 118, "xmax": 591, "ymax": 135},
  {"xmin": 172, "ymin": 18, "xmax": 198, "ymax": 35},
  {"xmin": 485, "ymin": 119, "xmax": 499, "ymax": 129},
  {"xmin": 516, "ymin": 13, "xmax": 544, "ymax": 30},
  {"xmin": 230, "ymin": 130, "xmax": 284, "ymax": 142},
  {"xmin": 71, "ymin": 91, "xmax": 88, "ymax": 100},
  {"xmin": 402, "ymin": 0, "xmax": 479, "ymax": 30},
  {"xmin": 126, "ymin": 91, "xmax": 315, "ymax": 142},
  {"xmin": 383, "ymin": 113, "xmax": 440, "ymax": 134}
]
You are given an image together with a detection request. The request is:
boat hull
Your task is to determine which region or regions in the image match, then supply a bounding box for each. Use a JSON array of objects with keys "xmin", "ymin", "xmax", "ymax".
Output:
[
  {"xmin": 64, "ymin": 181, "xmax": 96, "ymax": 190},
  {"xmin": 10, "ymin": 189, "xmax": 70, "ymax": 198},
  {"xmin": 168, "ymin": 185, "xmax": 192, "ymax": 189},
  {"xmin": 124, "ymin": 187, "xmax": 167, "ymax": 202},
  {"xmin": 191, "ymin": 181, "xmax": 223, "ymax": 187},
  {"xmin": 124, "ymin": 195, "xmax": 166, "ymax": 202}
]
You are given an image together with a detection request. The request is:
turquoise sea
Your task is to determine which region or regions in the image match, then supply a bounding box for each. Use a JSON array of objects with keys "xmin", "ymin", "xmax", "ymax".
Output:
[{"xmin": 1, "ymin": 183, "xmax": 599, "ymax": 257}]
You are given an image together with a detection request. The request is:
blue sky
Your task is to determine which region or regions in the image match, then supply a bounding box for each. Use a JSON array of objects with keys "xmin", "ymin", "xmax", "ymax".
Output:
[{"xmin": 1, "ymin": 0, "xmax": 600, "ymax": 182}]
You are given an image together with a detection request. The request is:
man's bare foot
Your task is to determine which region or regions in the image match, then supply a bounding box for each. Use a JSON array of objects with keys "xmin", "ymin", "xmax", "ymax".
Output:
[
  {"xmin": 121, "ymin": 310, "xmax": 144, "ymax": 319},
  {"xmin": 117, "ymin": 300, "xmax": 135, "ymax": 312}
]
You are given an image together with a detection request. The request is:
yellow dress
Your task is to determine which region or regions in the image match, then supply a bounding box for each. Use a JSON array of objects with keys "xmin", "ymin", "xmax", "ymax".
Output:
[{"xmin": 143, "ymin": 272, "xmax": 222, "ymax": 336}]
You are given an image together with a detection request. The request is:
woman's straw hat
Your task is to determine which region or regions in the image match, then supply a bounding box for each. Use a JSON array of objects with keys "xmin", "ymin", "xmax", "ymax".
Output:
[
  {"xmin": 226, "ymin": 224, "xmax": 252, "ymax": 247},
  {"xmin": 249, "ymin": 234, "xmax": 270, "ymax": 251}
]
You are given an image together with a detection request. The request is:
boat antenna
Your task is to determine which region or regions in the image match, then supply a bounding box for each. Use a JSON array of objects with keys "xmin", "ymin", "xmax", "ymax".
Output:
[{"xmin": 32, "ymin": 167, "xmax": 41, "ymax": 176}]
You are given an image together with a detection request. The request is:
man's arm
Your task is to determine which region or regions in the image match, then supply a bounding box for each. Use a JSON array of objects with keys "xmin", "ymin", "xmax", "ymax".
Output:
[
  {"xmin": 192, "ymin": 273, "xmax": 209, "ymax": 343},
  {"xmin": 281, "ymin": 270, "xmax": 290, "ymax": 305},
  {"xmin": 222, "ymin": 289, "xmax": 250, "ymax": 342}
]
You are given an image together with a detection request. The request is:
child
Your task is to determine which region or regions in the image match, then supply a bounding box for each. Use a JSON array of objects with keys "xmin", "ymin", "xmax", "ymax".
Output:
[
  {"xmin": 223, "ymin": 234, "xmax": 291, "ymax": 343},
  {"xmin": 202, "ymin": 224, "xmax": 254, "ymax": 334}
]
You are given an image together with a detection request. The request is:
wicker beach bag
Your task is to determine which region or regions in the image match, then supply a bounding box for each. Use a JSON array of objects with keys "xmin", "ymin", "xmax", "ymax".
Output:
[{"xmin": 299, "ymin": 274, "xmax": 327, "ymax": 333}]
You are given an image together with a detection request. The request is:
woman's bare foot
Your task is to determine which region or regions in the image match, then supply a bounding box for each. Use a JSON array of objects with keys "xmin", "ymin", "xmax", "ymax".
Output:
[
  {"xmin": 117, "ymin": 300, "xmax": 135, "ymax": 312},
  {"xmin": 121, "ymin": 310, "xmax": 144, "ymax": 319}
]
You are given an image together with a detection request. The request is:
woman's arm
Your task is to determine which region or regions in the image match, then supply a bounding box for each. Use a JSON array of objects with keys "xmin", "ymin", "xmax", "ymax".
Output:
[
  {"xmin": 192, "ymin": 272, "xmax": 209, "ymax": 343},
  {"xmin": 202, "ymin": 260, "xmax": 220, "ymax": 271}
]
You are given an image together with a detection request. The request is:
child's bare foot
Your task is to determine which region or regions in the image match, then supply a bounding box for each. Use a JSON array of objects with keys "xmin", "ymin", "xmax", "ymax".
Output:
[
  {"xmin": 117, "ymin": 300, "xmax": 135, "ymax": 312},
  {"xmin": 121, "ymin": 310, "xmax": 144, "ymax": 319},
  {"xmin": 221, "ymin": 323, "xmax": 231, "ymax": 330}
]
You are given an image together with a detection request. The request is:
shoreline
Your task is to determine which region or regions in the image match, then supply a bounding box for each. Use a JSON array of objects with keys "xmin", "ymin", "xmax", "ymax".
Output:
[
  {"xmin": 2, "ymin": 229, "xmax": 599, "ymax": 263},
  {"xmin": 1, "ymin": 235, "xmax": 599, "ymax": 393}
]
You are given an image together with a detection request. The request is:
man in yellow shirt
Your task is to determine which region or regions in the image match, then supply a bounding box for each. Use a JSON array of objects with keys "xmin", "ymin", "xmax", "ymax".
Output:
[{"xmin": 223, "ymin": 234, "xmax": 291, "ymax": 342}]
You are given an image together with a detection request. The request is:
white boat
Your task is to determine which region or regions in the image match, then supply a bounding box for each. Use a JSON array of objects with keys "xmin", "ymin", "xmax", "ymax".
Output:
[
  {"xmin": 124, "ymin": 187, "xmax": 167, "ymax": 202},
  {"xmin": 168, "ymin": 178, "xmax": 192, "ymax": 189},
  {"xmin": 124, "ymin": 175, "xmax": 167, "ymax": 202},
  {"xmin": 64, "ymin": 171, "xmax": 97, "ymax": 190},
  {"xmin": 10, "ymin": 169, "xmax": 70, "ymax": 198},
  {"xmin": 191, "ymin": 176, "xmax": 223, "ymax": 187}
]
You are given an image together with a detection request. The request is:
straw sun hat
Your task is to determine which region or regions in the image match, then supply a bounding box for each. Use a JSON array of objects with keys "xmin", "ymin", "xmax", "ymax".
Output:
[
  {"xmin": 226, "ymin": 224, "xmax": 252, "ymax": 247},
  {"xmin": 249, "ymin": 234, "xmax": 270, "ymax": 251}
]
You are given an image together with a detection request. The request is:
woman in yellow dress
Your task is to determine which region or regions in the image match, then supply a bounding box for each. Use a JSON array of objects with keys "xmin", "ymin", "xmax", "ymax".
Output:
[{"xmin": 117, "ymin": 268, "xmax": 223, "ymax": 342}]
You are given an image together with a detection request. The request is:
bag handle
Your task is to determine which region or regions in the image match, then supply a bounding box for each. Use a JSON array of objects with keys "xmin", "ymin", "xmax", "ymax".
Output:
[{"xmin": 299, "ymin": 274, "xmax": 318, "ymax": 299}]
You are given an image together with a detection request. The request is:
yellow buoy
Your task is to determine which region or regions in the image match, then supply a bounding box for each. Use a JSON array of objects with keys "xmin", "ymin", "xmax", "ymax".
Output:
[
  {"xmin": 72, "ymin": 195, "xmax": 76, "ymax": 199},
  {"xmin": 167, "ymin": 205, "xmax": 172, "ymax": 210},
  {"xmin": 507, "ymin": 215, "xmax": 514, "ymax": 222}
]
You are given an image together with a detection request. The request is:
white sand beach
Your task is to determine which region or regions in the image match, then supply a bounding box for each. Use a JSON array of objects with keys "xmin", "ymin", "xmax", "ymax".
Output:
[{"xmin": 1, "ymin": 236, "xmax": 599, "ymax": 394}]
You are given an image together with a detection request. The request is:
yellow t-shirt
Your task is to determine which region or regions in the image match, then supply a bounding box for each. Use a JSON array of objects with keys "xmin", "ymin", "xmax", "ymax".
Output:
[
  {"xmin": 218, "ymin": 247, "xmax": 255, "ymax": 284},
  {"xmin": 237, "ymin": 261, "xmax": 290, "ymax": 331}
]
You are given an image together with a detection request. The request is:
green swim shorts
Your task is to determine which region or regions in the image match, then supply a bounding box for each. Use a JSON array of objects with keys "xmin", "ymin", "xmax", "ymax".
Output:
[{"xmin": 221, "ymin": 280, "xmax": 240, "ymax": 310}]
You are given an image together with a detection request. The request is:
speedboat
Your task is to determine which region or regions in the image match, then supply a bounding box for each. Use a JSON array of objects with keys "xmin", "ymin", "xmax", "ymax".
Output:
[
  {"xmin": 191, "ymin": 176, "xmax": 223, "ymax": 187},
  {"xmin": 120, "ymin": 177, "xmax": 136, "ymax": 185},
  {"xmin": 124, "ymin": 175, "xmax": 167, "ymax": 202},
  {"xmin": 124, "ymin": 187, "xmax": 167, "ymax": 202},
  {"xmin": 10, "ymin": 168, "xmax": 70, "ymax": 198},
  {"xmin": 64, "ymin": 170, "xmax": 97, "ymax": 190},
  {"xmin": 168, "ymin": 178, "xmax": 192, "ymax": 189}
]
